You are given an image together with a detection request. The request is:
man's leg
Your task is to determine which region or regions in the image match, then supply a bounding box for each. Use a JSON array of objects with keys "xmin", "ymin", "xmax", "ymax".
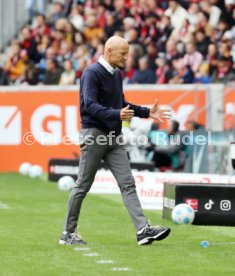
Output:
[
  {"xmin": 104, "ymin": 143, "xmax": 148, "ymax": 231},
  {"xmin": 63, "ymin": 129, "xmax": 105, "ymax": 233},
  {"xmin": 104, "ymin": 142, "xmax": 171, "ymax": 245}
]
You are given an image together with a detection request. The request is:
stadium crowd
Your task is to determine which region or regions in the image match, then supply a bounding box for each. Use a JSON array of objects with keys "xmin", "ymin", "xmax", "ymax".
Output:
[{"xmin": 1, "ymin": 0, "xmax": 235, "ymax": 85}]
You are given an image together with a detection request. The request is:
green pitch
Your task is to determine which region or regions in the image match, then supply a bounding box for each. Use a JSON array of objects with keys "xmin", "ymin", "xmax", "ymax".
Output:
[{"xmin": 0, "ymin": 173, "xmax": 235, "ymax": 276}]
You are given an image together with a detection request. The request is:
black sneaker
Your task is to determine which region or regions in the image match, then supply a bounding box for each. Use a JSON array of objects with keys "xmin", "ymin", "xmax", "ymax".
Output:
[
  {"xmin": 137, "ymin": 225, "xmax": 171, "ymax": 245},
  {"xmin": 59, "ymin": 230, "xmax": 87, "ymax": 245}
]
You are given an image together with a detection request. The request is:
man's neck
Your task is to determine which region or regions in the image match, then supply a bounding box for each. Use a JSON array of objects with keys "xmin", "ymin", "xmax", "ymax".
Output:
[{"xmin": 102, "ymin": 55, "xmax": 115, "ymax": 68}]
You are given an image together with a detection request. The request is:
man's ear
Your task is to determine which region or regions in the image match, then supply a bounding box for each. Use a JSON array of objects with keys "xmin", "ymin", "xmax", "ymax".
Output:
[{"xmin": 107, "ymin": 47, "xmax": 112, "ymax": 55}]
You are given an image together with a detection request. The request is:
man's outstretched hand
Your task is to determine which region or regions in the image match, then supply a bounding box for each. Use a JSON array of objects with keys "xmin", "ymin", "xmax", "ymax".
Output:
[{"xmin": 149, "ymin": 100, "xmax": 171, "ymax": 122}]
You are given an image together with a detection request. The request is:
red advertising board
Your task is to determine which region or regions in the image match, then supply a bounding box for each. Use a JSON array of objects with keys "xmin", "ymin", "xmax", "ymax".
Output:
[{"xmin": 0, "ymin": 87, "xmax": 206, "ymax": 172}]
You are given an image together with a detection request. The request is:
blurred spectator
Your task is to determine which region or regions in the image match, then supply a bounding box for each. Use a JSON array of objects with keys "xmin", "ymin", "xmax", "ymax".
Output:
[
  {"xmin": 5, "ymin": 41, "xmax": 27, "ymax": 83},
  {"xmin": 32, "ymin": 14, "xmax": 51, "ymax": 38},
  {"xmin": 0, "ymin": 67, "xmax": 9, "ymax": 85},
  {"xmin": 74, "ymin": 31, "xmax": 86, "ymax": 46},
  {"xmin": 170, "ymin": 18, "xmax": 194, "ymax": 44},
  {"xmin": 194, "ymin": 29, "xmax": 211, "ymax": 56},
  {"xmin": 59, "ymin": 60, "xmax": 76, "ymax": 85},
  {"xmin": 83, "ymin": 15, "xmax": 104, "ymax": 42},
  {"xmin": 215, "ymin": 56, "xmax": 233, "ymax": 83},
  {"xmin": 164, "ymin": 0, "xmax": 188, "ymax": 30},
  {"xmin": 151, "ymin": 120, "xmax": 186, "ymax": 171},
  {"xmin": 169, "ymin": 58, "xmax": 194, "ymax": 84},
  {"xmin": 73, "ymin": 45, "xmax": 90, "ymax": 67},
  {"xmin": 37, "ymin": 34, "xmax": 51, "ymax": 59},
  {"xmin": 123, "ymin": 17, "xmax": 135, "ymax": 41},
  {"xmin": 211, "ymin": 18, "xmax": 229, "ymax": 43},
  {"xmin": 55, "ymin": 18, "xmax": 75, "ymax": 42},
  {"xmin": 194, "ymin": 62, "xmax": 211, "ymax": 84},
  {"xmin": 183, "ymin": 42, "xmax": 203, "ymax": 73},
  {"xmin": 104, "ymin": 12, "xmax": 120, "ymax": 38},
  {"xmin": 3, "ymin": 0, "xmax": 235, "ymax": 86},
  {"xmin": 68, "ymin": 4, "xmax": 84, "ymax": 31},
  {"xmin": 75, "ymin": 58, "xmax": 88, "ymax": 83},
  {"xmin": 21, "ymin": 61, "xmax": 39, "ymax": 85},
  {"xmin": 155, "ymin": 55, "xmax": 171, "ymax": 84},
  {"xmin": 91, "ymin": 42, "xmax": 104, "ymax": 62},
  {"xmin": 20, "ymin": 27, "xmax": 39, "ymax": 63},
  {"xmin": 44, "ymin": 58, "xmax": 62, "ymax": 85},
  {"xmin": 156, "ymin": 15, "xmax": 173, "ymax": 52},
  {"xmin": 96, "ymin": 3, "xmax": 107, "ymax": 28},
  {"xmin": 57, "ymin": 41, "xmax": 74, "ymax": 65},
  {"xmin": 187, "ymin": 2, "xmax": 200, "ymax": 27},
  {"xmin": 129, "ymin": 56, "xmax": 156, "ymax": 84},
  {"xmin": 126, "ymin": 28, "xmax": 140, "ymax": 45},
  {"xmin": 36, "ymin": 47, "xmax": 56, "ymax": 82},
  {"xmin": 146, "ymin": 43, "xmax": 158, "ymax": 70},
  {"xmin": 196, "ymin": 12, "xmax": 213, "ymax": 37},
  {"xmin": 49, "ymin": 2, "xmax": 65, "ymax": 25},
  {"xmin": 123, "ymin": 55, "xmax": 137, "ymax": 84},
  {"xmin": 206, "ymin": 43, "xmax": 219, "ymax": 77},
  {"xmin": 140, "ymin": 14, "xmax": 158, "ymax": 46},
  {"xmin": 200, "ymin": 0, "xmax": 221, "ymax": 28},
  {"xmin": 51, "ymin": 29, "xmax": 66, "ymax": 52}
]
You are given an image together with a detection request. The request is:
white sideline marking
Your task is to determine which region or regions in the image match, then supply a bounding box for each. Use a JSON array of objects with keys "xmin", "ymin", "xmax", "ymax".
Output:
[
  {"xmin": 96, "ymin": 260, "xmax": 114, "ymax": 264},
  {"xmin": 83, "ymin": 252, "xmax": 99, "ymax": 257},
  {"xmin": 74, "ymin": 247, "xmax": 90, "ymax": 251},
  {"xmin": 112, "ymin": 267, "xmax": 131, "ymax": 271},
  {"xmin": 213, "ymin": 242, "xmax": 235, "ymax": 245},
  {"xmin": 0, "ymin": 201, "xmax": 10, "ymax": 209}
]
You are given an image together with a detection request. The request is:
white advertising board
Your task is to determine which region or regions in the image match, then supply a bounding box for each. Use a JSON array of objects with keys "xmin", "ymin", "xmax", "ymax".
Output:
[{"xmin": 90, "ymin": 170, "xmax": 235, "ymax": 209}]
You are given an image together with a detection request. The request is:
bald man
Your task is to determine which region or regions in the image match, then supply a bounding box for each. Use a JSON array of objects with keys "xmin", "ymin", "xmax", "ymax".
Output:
[{"xmin": 59, "ymin": 36, "xmax": 171, "ymax": 246}]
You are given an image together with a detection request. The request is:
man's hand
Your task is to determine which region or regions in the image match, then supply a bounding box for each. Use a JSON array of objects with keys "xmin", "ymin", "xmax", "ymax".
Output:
[
  {"xmin": 120, "ymin": 105, "xmax": 134, "ymax": 121},
  {"xmin": 149, "ymin": 100, "xmax": 171, "ymax": 123}
]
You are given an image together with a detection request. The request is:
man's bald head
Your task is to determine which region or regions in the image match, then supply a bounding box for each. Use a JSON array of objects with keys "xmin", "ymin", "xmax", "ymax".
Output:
[
  {"xmin": 103, "ymin": 36, "xmax": 129, "ymax": 69},
  {"xmin": 104, "ymin": 36, "xmax": 129, "ymax": 51}
]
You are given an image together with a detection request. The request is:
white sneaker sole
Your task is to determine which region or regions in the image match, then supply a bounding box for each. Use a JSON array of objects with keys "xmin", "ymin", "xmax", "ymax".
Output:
[
  {"xmin": 137, "ymin": 237, "xmax": 153, "ymax": 245},
  {"xmin": 59, "ymin": 240, "xmax": 69, "ymax": 245},
  {"xmin": 137, "ymin": 228, "xmax": 170, "ymax": 245}
]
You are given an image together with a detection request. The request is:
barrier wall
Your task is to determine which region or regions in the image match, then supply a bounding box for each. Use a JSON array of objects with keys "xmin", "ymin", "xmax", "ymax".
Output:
[
  {"xmin": 0, "ymin": 84, "xmax": 231, "ymax": 172},
  {"xmin": 90, "ymin": 170, "xmax": 235, "ymax": 209}
]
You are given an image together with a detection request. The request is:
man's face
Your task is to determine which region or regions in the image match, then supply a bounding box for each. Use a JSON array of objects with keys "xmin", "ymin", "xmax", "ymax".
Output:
[{"xmin": 109, "ymin": 43, "xmax": 129, "ymax": 69}]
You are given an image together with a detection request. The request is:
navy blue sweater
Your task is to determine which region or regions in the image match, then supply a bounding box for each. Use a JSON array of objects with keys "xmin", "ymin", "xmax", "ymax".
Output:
[{"xmin": 80, "ymin": 62, "xmax": 150, "ymax": 134}]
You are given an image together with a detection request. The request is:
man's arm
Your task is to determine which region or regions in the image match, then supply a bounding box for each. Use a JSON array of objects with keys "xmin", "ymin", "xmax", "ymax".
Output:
[
  {"xmin": 123, "ymin": 96, "xmax": 171, "ymax": 122},
  {"xmin": 123, "ymin": 95, "xmax": 150, "ymax": 118}
]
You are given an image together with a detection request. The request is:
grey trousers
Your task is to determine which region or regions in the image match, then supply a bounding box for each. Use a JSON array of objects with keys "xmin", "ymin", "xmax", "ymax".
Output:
[{"xmin": 64, "ymin": 128, "xmax": 148, "ymax": 233}]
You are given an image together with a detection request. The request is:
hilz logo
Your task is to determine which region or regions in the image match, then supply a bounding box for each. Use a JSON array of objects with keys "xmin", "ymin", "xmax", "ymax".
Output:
[
  {"xmin": 185, "ymin": 198, "xmax": 199, "ymax": 211},
  {"xmin": 0, "ymin": 106, "xmax": 21, "ymax": 145}
]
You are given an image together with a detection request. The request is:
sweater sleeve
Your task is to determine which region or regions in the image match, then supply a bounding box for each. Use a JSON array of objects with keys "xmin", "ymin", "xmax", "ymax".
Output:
[
  {"xmin": 123, "ymin": 94, "xmax": 150, "ymax": 118},
  {"xmin": 81, "ymin": 69, "xmax": 121, "ymax": 120}
]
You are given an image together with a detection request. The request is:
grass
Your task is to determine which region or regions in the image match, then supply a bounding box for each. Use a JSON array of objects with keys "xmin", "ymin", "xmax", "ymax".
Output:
[{"xmin": 0, "ymin": 173, "xmax": 235, "ymax": 276}]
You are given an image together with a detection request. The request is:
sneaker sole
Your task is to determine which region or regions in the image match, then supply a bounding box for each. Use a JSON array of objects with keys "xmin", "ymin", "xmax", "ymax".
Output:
[
  {"xmin": 137, "ymin": 228, "xmax": 171, "ymax": 245},
  {"xmin": 137, "ymin": 237, "xmax": 154, "ymax": 245},
  {"xmin": 59, "ymin": 240, "xmax": 69, "ymax": 245},
  {"xmin": 59, "ymin": 240, "xmax": 87, "ymax": 245},
  {"xmin": 154, "ymin": 228, "xmax": 171, "ymax": 241}
]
